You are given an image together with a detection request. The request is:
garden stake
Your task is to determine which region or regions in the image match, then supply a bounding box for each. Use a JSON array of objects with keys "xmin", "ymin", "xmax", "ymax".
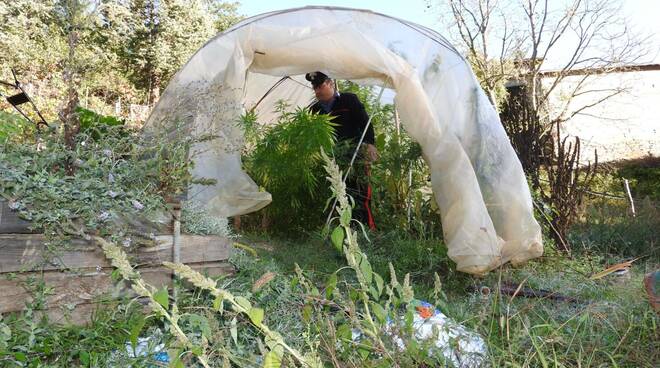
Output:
[
  {"xmin": 623, "ymin": 178, "xmax": 635, "ymax": 217},
  {"xmin": 172, "ymin": 202, "xmax": 182, "ymax": 299}
]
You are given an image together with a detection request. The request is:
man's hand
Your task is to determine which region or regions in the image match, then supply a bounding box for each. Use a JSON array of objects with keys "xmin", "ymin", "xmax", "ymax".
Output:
[{"xmin": 365, "ymin": 143, "xmax": 379, "ymax": 163}]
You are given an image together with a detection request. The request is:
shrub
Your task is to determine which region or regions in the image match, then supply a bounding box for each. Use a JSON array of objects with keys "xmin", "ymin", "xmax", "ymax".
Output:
[{"xmin": 240, "ymin": 105, "xmax": 336, "ymax": 232}]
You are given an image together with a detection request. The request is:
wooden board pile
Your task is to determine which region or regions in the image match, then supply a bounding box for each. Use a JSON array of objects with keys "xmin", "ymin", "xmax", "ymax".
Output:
[{"xmin": 0, "ymin": 200, "xmax": 234, "ymax": 324}]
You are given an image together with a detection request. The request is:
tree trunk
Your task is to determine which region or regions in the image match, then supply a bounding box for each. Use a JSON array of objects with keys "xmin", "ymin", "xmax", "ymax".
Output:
[
  {"xmin": 148, "ymin": 73, "xmax": 161, "ymax": 106},
  {"xmin": 60, "ymin": 23, "xmax": 81, "ymax": 174}
]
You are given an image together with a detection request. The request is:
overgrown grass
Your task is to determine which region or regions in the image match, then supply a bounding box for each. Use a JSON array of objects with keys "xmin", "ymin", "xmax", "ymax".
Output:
[
  {"xmin": 243, "ymin": 231, "xmax": 658, "ymax": 367},
  {"xmin": 570, "ymin": 198, "xmax": 659, "ymax": 259},
  {"xmin": 2, "ymin": 107, "xmax": 657, "ymax": 366},
  {"xmin": 571, "ymin": 157, "xmax": 660, "ymax": 259},
  {"xmin": 0, "ymin": 299, "xmax": 149, "ymax": 366},
  {"xmin": 3, "ymin": 224, "xmax": 656, "ymax": 367}
]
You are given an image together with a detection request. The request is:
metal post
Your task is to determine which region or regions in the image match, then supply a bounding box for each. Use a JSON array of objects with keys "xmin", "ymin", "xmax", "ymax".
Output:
[
  {"xmin": 172, "ymin": 202, "xmax": 182, "ymax": 298},
  {"xmin": 406, "ymin": 166, "xmax": 413, "ymax": 228},
  {"xmin": 623, "ymin": 178, "xmax": 635, "ymax": 217}
]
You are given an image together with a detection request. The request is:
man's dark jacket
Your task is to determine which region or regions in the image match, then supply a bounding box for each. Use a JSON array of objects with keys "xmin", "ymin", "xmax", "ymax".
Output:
[{"xmin": 310, "ymin": 92, "xmax": 375, "ymax": 145}]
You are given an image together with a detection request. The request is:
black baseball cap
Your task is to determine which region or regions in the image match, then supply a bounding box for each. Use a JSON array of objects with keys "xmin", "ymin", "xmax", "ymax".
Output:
[{"xmin": 305, "ymin": 71, "xmax": 330, "ymax": 88}]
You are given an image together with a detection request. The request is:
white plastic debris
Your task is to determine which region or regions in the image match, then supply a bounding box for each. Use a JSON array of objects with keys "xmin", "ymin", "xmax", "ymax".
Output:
[
  {"xmin": 395, "ymin": 301, "xmax": 488, "ymax": 367},
  {"xmin": 125, "ymin": 337, "xmax": 169, "ymax": 363},
  {"xmin": 131, "ymin": 199, "xmax": 144, "ymax": 210},
  {"xmin": 352, "ymin": 300, "xmax": 489, "ymax": 367},
  {"xmin": 110, "ymin": 335, "xmax": 170, "ymax": 367}
]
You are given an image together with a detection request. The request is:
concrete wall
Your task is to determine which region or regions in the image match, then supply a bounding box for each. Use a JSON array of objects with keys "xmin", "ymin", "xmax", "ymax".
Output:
[{"xmin": 542, "ymin": 67, "xmax": 660, "ymax": 163}]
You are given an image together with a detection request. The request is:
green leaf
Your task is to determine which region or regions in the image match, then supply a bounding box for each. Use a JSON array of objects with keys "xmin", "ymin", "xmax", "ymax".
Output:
[
  {"xmin": 263, "ymin": 350, "xmax": 282, "ymax": 368},
  {"xmin": 187, "ymin": 314, "xmax": 212, "ymax": 339},
  {"xmin": 14, "ymin": 352, "xmax": 26, "ymax": 362},
  {"xmin": 169, "ymin": 354, "xmax": 185, "ymax": 368},
  {"xmin": 336, "ymin": 323, "xmax": 352, "ymax": 341},
  {"xmin": 370, "ymin": 302, "xmax": 387, "ymax": 324},
  {"xmin": 230, "ymin": 317, "xmax": 238, "ymax": 346},
  {"xmin": 325, "ymin": 273, "xmax": 338, "ymax": 299},
  {"xmin": 130, "ymin": 316, "xmax": 146, "ymax": 352},
  {"xmin": 153, "ymin": 287, "xmax": 169, "ymax": 310},
  {"xmin": 404, "ymin": 307, "xmax": 415, "ymax": 333},
  {"xmin": 357, "ymin": 221, "xmax": 371, "ymax": 242},
  {"xmin": 235, "ymin": 296, "xmax": 252, "ymax": 311},
  {"xmin": 110, "ymin": 269, "xmax": 122, "ymax": 282},
  {"xmin": 1, "ymin": 324, "xmax": 11, "ymax": 338},
  {"xmin": 213, "ymin": 295, "xmax": 224, "ymax": 312},
  {"xmin": 79, "ymin": 351, "xmax": 90, "ymax": 365},
  {"xmin": 320, "ymin": 224, "xmax": 330, "ymax": 238},
  {"xmin": 340, "ymin": 208, "xmax": 352, "ymax": 226},
  {"xmin": 369, "ymin": 286, "xmax": 380, "ymax": 300},
  {"xmin": 330, "ymin": 227, "xmax": 344, "ymax": 253},
  {"xmin": 360, "ymin": 258, "xmax": 373, "ymax": 285},
  {"xmin": 302, "ymin": 303, "xmax": 313, "ymax": 323},
  {"xmin": 374, "ymin": 273, "xmax": 384, "ymax": 297},
  {"xmin": 247, "ymin": 307, "xmax": 265, "ymax": 326},
  {"xmin": 191, "ymin": 345, "xmax": 203, "ymax": 356}
]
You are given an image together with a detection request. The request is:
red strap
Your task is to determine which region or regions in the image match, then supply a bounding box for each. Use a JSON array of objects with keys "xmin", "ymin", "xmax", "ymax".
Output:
[{"xmin": 364, "ymin": 164, "xmax": 376, "ymax": 230}]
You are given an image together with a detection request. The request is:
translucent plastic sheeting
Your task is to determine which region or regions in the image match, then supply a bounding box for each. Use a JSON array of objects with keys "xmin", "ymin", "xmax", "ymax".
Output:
[{"xmin": 144, "ymin": 6, "xmax": 543, "ymax": 274}]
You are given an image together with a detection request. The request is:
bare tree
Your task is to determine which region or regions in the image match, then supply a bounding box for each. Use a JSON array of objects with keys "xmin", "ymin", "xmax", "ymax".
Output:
[
  {"xmin": 436, "ymin": 0, "xmax": 647, "ymax": 120},
  {"xmin": 444, "ymin": 0, "xmax": 526, "ymax": 108},
  {"xmin": 517, "ymin": 0, "xmax": 647, "ymax": 123},
  {"xmin": 56, "ymin": 0, "xmax": 100, "ymax": 155},
  {"xmin": 431, "ymin": 0, "xmax": 647, "ymax": 250}
]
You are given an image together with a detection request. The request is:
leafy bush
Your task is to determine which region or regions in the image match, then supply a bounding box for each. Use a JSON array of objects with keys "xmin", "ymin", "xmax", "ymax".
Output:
[
  {"xmin": 617, "ymin": 157, "xmax": 660, "ymax": 200},
  {"xmin": 570, "ymin": 198, "xmax": 659, "ymax": 259},
  {"xmin": 0, "ymin": 111, "xmax": 32, "ymax": 144},
  {"xmin": 76, "ymin": 107, "xmax": 124, "ymax": 140},
  {"xmin": 241, "ymin": 105, "xmax": 336, "ymax": 232},
  {"xmin": 0, "ymin": 110, "xmax": 215, "ymax": 248},
  {"xmin": 89, "ymin": 153, "xmax": 461, "ymax": 368},
  {"xmin": 338, "ymin": 81, "xmax": 443, "ymax": 237}
]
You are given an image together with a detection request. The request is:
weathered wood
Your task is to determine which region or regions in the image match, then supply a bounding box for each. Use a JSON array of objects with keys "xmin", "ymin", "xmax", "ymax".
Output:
[
  {"xmin": 0, "ymin": 200, "xmax": 173, "ymax": 234},
  {"xmin": 1, "ymin": 262, "xmax": 235, "ymax": 315},
  {"xmin": 36, "ymin": 302, "xmax": 118, "ymax": 326},
  {"xmin": 0, "ymin": 234, "xmax": 232, "ymax": 273},
  {"xmin": 0, "ymin": 200, "xmax": 37, "ymax": 234}
]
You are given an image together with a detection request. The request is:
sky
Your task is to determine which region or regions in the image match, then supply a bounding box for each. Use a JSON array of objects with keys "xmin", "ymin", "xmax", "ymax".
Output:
[{"xmin": 238, "ymin": 0, "xmax": 660, "ymax": 65}]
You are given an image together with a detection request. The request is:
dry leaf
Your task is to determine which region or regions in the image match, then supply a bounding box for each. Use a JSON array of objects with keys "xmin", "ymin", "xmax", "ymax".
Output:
[
  {"xmin": 252, "ymin": 271, "xmax": 276, "ymax": 292},
  {"xmin": 590, "ymin": 258, "xmax": 639, "ymax": 280}
]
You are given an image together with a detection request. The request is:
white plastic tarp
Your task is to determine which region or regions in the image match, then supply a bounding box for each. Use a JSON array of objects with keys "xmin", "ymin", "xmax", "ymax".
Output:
[{"xmin": 145, "ymin": 6, "xmax": 543, "ymax": 274}]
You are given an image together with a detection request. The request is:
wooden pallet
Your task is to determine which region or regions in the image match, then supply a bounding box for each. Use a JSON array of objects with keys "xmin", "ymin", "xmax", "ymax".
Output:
[
  {"xmin": 0, "ymin": 199, "xmax": 173, "ymax": 234},
  {"xmin": 0, "ymin": 200, "xmax": 36, "ymax": 234},
  {"xmin": 0, "ymin": 233, "xmax": 234, "ymax": 324}
]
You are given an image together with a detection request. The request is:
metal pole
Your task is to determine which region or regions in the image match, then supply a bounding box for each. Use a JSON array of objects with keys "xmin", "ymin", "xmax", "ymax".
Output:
[
  {"xmin": 406, "ymin": 166, "xmax": 413, "ymax": 228},
  {"xmin": 172, "ymin": 203, "xmax": 182, "ymax": 299},
  {"xmin": 623, "ymin": 178, "xmax": 635, "ymax": 217}
]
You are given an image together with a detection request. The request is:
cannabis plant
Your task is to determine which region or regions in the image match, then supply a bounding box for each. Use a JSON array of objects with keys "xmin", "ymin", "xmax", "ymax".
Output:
[{"xmin": 240, "ymin": 105, "xmax": 336, "ymax": 231}]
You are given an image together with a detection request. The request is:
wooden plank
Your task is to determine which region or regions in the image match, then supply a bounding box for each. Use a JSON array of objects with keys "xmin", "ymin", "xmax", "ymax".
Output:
[
  {"xmin": 36, "ymin": 302, "xmax": 115, "ymax": 326},
  {"xmin": 0, "ymin": 234, "xmax": 233, "ymax": 273},
  {"xmin": 0, "ymin": 268, "xmax": 124, "ymax": 313},
  {"xmin": 1, "ymin": 262, "xmax": 235, "ymax": 314},
  {"xmin": 0, "ymin": 200, "xmax": 173, "ymax": 234},
  {"xmin": 0, "ymin": 200, "xmax": 36, "ymax": 234}
]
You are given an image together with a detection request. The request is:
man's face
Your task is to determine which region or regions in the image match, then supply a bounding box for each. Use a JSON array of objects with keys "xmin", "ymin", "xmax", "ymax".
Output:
[{"xmin": 314, "ymin": 79, "xmax": 335, "ymax": 103}]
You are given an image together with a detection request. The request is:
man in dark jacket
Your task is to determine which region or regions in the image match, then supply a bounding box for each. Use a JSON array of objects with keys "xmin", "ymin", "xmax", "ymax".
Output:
[{"xmin": 306, "ymin": 71, "xmax": 377, "ymax": 230}]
